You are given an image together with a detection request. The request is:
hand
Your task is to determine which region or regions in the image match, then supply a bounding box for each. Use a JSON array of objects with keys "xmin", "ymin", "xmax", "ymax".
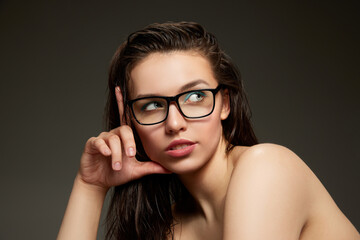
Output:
[{"xmin": 78, "ymin": 86, "xmax": 171, "ymax": 191}]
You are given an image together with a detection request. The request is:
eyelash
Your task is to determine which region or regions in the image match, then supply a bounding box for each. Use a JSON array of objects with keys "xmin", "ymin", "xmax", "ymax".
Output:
[{"xmin": 184, "ymin": 91, "xmax": 206, "ymax": 102}]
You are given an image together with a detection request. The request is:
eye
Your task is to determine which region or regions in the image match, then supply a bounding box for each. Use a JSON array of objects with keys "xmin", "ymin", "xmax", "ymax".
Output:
[
  {"xmin": 141, "ymin": 101, "xmax": 164, "ymax": 111},
  {"xmin": 184, "ymin": 91, "xmax": 206, "ymax": 103}
]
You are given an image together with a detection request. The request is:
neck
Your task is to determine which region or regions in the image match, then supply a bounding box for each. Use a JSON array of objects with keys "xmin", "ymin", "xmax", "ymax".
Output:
[{"xmin": 177, "ymin": 137, "xmax": 234, "ymax": 223}]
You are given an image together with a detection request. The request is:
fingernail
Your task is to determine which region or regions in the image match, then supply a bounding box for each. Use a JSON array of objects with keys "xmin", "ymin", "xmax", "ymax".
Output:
[
  {"xmin": 114, "ymin": 162, "xmax": 121, "ymax": 170},
  {"xmin": 127, "ymin": 147, "xmax": 135, "ymax": 157}
]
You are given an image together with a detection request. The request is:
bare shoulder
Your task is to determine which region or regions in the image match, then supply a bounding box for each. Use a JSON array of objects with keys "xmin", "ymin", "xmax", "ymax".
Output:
[
  {"xmin": 230, "ymin": 143, "xmax": 313, "ymax": 188},
  {"xmin": 228, "ymin": 143, "xmax": 314, "ymax": 212},
  {"xmin": 224, "ymin": 143, "xmax": 360, "ymax": 239},
  {"xmin": 233, "ymin": 143, "xmax": 304, "ymax": 165}
]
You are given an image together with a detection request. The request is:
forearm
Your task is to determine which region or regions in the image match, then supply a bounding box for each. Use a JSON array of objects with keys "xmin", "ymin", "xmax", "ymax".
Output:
[{"xmin": 57, "ymin": 175, "xmax": 108, "ymax": 240}]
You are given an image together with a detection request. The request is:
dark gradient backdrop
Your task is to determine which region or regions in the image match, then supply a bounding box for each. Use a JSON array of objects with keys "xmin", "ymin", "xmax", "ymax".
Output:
[{"xmin": 0, "ymin": 1, "xmax": 359, "ymax": 239}]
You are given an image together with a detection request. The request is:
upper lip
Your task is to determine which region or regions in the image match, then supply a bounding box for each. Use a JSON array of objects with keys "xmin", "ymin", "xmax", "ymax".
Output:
[{"xmin": 166, "ymin": 139, "xmax": 196, "ymax": 151}]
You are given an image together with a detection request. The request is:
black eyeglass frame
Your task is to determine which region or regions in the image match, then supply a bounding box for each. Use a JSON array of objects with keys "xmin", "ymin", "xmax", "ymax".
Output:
[{"xmin": 127, "ymin": 85, "xmax": 223, "ymax": 125}]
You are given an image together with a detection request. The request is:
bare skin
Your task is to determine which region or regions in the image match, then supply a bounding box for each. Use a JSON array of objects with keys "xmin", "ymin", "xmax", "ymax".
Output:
[
  {"xmin": 172, "ymin": 143, "xmax": 360, "ymax": 240},
  {"xmin": 57, "ymin": 51, "xmax": 360, "ymax": 240}
]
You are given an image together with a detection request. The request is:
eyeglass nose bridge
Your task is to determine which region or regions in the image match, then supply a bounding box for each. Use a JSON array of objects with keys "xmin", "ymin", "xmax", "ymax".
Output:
[{"xmin": 163, "ymin": 95, "xmax": 186, "ymax": 119}]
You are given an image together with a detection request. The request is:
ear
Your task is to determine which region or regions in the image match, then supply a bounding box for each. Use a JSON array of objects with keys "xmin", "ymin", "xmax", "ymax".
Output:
[{"xmin": 220, "ymin": 89, "xmax": 230, "ymax": 120}]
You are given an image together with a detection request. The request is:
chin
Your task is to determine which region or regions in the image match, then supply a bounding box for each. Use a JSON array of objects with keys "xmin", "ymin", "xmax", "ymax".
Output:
[{"xmin": 157, "ymin": 156, "xmax": 208, "ymax": 175}]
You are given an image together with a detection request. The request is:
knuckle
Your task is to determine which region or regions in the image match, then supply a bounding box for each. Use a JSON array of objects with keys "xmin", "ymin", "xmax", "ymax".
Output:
[
  {"xmin": 94, "ymin": 137, "xmax": 105, "ymax": 146},
  {"xmin": 86, "ymin": 137, "xmax": 97, "ymax": 146},
  {"xmin": 121, "ymin": 125, "xmax": 132, "ymax": 131},
  {"xmin": 108, "ymin": 134, "xmax": 120, "ymax": 142},
  {"xmin": 110, "ymin": 126, "xmax": 122, "ymax": 134},
  {"xmin": 125, "ymin": 125, "xmax": 134, "ymax": 133},
  {"xmin": 120, "ymin": 125, "xmax": 134, "ymax": 137},
  {"xmin": 87, "ymin": 136, "xmax": 96, "ymax": 144},
  {"xmin": 98, "ymin": 131, "xmax": 108, "ymax": 137}
]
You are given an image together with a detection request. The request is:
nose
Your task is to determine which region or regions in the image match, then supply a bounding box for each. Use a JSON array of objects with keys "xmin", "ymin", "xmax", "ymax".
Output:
[{"xmin": 165, "ymin": 103, "xmax": 187, "ymax": 134}]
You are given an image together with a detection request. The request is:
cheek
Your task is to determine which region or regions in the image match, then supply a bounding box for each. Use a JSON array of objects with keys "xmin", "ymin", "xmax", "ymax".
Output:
[
  {"xmin": 195, "ymin": 112, "xmax": 224, "ymax": 148},
  {"xmin": 134, "ymin": 125, "xmax": 164, "ymax": 161},
  {"xmin": 194, "ymin": 102, "xmax": 225, "ymax": 154}
]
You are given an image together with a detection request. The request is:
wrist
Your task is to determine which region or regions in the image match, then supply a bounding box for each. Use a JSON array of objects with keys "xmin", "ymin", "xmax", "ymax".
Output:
[
  {"xmin": 58, "ymin": 173, "xmax": 107, "ymax": 240},
  {"xmin": 74, "ymin": 173, "xmax": 109, "ymax": 198}
]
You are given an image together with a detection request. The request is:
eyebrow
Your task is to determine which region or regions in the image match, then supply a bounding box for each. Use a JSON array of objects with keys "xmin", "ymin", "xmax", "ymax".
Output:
[
  {"xmin": 179, "ymin": 79, "xmax": 210, "ymax": 92},
  {"xmin": 134, "ymin": 79, "xmax": 210, "ymax": 99}
]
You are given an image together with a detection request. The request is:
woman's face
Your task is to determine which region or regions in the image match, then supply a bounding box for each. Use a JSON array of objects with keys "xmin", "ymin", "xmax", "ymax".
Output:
[{"xmin": 128, "ymin": 51, "xmax": 229, "ymax": 174}]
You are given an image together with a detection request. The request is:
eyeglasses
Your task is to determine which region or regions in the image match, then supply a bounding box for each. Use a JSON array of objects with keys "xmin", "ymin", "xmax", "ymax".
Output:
[{"xmin": 127, "ymin": 85, "xmax": 222, "ymax": 125}]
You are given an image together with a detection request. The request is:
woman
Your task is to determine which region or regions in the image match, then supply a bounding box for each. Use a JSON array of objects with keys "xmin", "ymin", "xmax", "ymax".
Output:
[{"xmin": 57, "ymin": 22, "xmax": 359, "ymax": 240}]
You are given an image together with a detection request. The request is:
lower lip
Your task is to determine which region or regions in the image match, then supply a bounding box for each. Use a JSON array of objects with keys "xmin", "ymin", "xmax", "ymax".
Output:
[{"xmin": 166, "ymin": 144, "xmax": 196, "ymax": 157}]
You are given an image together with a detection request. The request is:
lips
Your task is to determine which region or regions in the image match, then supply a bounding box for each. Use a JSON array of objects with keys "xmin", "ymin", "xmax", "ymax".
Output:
[{"xmin": 166, "ymin": 139, "xmax": 196, "ymax": 157}]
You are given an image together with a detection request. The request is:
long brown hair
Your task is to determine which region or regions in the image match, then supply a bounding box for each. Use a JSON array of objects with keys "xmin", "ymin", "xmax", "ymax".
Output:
[{"xmin": 104, "ymin": 22, "xmax": 258, "ymax": 240}]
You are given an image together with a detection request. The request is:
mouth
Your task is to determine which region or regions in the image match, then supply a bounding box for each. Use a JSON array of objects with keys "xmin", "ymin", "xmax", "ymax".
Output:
[
  {"xmin": 166, "ymin": 139, "xmax": 197, "ymax": 157},
  {"xmin": 170, "ymin": 144, "xmax": 192, "ymax": 150},
  {"xmin": 166, "ymin": 139, "xmax": 195, "ymax": 151}
]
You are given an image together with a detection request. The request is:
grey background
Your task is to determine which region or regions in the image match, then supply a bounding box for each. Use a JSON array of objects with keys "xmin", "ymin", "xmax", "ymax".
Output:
[{"xmin": 0, "ymin": 0, "xmax": 359, "ymax": 239}]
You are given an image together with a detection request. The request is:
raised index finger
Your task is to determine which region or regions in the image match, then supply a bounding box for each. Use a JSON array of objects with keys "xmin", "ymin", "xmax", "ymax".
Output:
[{"xmin": 115, "ymin": 86, "xmax": 125, "ymax": 125}]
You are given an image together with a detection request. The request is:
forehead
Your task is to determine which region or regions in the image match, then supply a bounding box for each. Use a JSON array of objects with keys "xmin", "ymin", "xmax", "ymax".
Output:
[{"xmin": 129, "ymin": 51, "xmax": 218, "ymax": 98}]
